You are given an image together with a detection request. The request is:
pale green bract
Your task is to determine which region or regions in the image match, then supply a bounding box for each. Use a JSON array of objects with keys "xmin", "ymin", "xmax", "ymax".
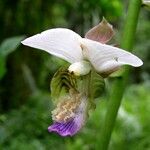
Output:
[
  {"xmin": 50, "ymin": 66, "xmax": 77, "ymax": 104},
  {"xmin": 50, "ymin": 66, "xmax": 105, "ymax": 107}
]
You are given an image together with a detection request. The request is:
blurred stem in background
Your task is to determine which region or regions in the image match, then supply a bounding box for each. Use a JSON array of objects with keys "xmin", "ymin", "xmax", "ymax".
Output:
[{"xmin": 98, "ymin": 0, "xmax": 142, "ymax": 150}]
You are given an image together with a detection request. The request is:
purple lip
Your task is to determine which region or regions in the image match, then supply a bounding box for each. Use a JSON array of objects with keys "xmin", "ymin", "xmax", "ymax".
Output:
[{"xmin": 48, "ymin": 120, "xmax": 79, "ymax": 136}]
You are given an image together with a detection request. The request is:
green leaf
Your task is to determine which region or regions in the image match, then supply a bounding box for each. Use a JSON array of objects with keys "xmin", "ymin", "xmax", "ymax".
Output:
[
  {"xmin": 0, "ymin": 36, "xmax": 25, "ymax": 80},
  {"xmin": 50, "ymin": 66, "xmax": 77, "ymax": 104},
  {"xmin": 0, "ymin": 36, "xmax": 25, "ymax": 57}
]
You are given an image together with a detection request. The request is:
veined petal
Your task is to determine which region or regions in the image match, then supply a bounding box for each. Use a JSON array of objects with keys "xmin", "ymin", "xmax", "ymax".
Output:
[
  {"xmin": 21, "ymin": 28, "xmax": 83, "ymax": 63},
  {"xmin": 81, "ymin": 38, "xmax": 143, "ymax": 74},
  {"xmin": 48, "ymin": 96, "xmax": 88, "ymax": 136},
  {"xmin": 48, "ymin": 121, "xmax": 78, "ymax": 136}
]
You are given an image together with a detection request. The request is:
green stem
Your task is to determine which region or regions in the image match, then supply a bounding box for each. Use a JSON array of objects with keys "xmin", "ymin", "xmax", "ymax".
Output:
[{"xmin": 98, "ymin": 0, "xmax": 142, "ymax": 149}]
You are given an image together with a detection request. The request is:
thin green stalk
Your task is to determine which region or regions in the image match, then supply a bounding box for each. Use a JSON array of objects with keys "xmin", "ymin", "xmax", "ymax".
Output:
[{"xmin": 98, "ymin": 0, "xmax": 142, "ymax": 150}]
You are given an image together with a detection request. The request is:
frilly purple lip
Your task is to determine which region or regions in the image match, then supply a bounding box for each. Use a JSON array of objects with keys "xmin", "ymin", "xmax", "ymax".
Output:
[{"xmin": 48, "ymin": 120, "xmax": 79, "ymax": 136}]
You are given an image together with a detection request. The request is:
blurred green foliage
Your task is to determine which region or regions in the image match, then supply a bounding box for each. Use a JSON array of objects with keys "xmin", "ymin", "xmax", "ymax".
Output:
[
  {"xmin": 0, "ymin": 36, "xmax": 24, "ymax": 79},
  {"xmin": 0, "ymin": 0, "xmax": 150, "ymax": 149}
]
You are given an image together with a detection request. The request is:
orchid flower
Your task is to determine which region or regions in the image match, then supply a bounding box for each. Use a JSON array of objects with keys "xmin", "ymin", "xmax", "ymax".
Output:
[
  {"xmin": 21, "ymin": 18, "xmax": 143, "ymax": 136},
  {"xmin": 21, "ymin": 20, "xmax": 143, "ymax": 77}
]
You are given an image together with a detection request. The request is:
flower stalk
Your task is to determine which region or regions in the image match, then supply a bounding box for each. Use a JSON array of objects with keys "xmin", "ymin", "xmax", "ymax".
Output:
[{"xmin": 98, "ymin": 0, "xmax": 142, "ymax": 149}]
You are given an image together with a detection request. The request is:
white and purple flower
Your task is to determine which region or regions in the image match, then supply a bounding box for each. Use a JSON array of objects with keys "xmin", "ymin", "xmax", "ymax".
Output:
[{"xmin": 21, "ymin": 18, "xmax": 143, "ymax": 136}]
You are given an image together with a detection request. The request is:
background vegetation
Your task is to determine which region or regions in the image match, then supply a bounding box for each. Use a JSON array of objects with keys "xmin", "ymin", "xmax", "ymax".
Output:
[{"xmin": 0, "ymin": 0, "xmax": 149, "ymax": 149}]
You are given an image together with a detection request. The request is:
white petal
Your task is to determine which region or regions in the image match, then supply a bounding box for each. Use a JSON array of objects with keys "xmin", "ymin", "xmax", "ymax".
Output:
[
  {"xmin": 81, "ymin": 38, "xmax": 143, "ymax": 74},
  {"xmin": 21, "ymin": 28, "xmax": 83, "ymax": 63}
]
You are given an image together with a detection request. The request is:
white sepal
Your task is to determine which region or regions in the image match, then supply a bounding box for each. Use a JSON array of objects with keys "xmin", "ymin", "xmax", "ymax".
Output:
[
  {"xmin": 81, "ymin": 38, "xmax": 143, "ymax": 74},
  {"xmin": 21, "ymin": 28, "xmax": 83, "ymax": 63}
]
